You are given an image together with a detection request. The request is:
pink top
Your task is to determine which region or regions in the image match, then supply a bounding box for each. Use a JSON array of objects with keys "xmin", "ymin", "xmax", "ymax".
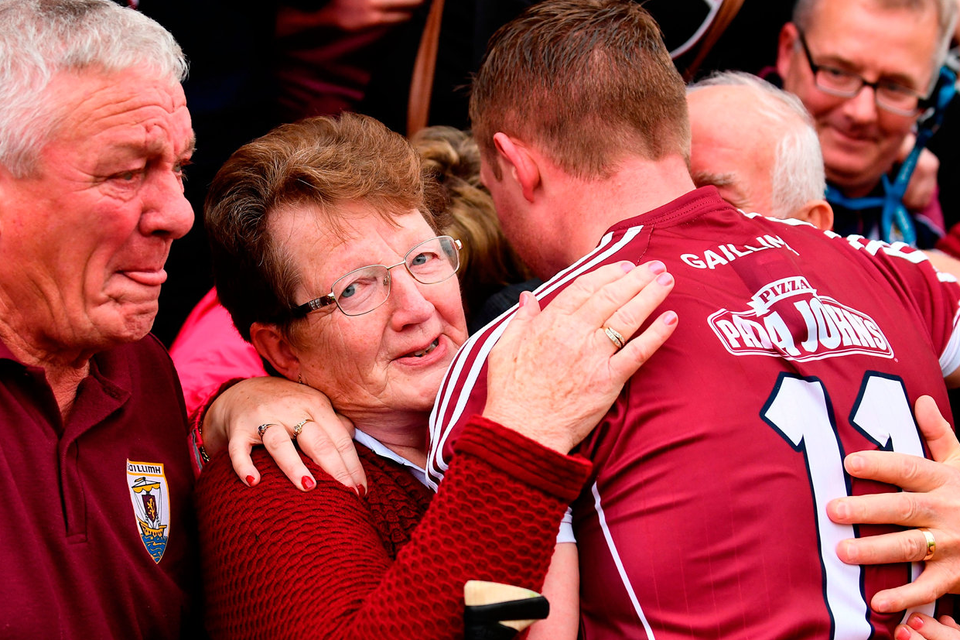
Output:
[{"xmin": 169, "ymin": 288, "xmax": 266, "ymax": 418}]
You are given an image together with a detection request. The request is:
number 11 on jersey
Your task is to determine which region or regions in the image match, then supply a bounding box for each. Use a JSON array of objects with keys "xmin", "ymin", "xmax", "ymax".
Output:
[{"xmin": 762, "ymin": 372, "xmax": 933, "ymax": 638}]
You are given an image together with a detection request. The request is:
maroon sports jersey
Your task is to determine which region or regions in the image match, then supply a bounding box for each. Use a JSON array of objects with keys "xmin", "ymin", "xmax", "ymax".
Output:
[{"xmin": 428, "ymin": 187, "xmax": 960, "ymax": 640}]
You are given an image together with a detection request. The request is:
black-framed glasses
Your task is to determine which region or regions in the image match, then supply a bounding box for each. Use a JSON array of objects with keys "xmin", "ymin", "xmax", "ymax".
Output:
[
  {"xmin": 796, "ymin": 29, "xmax": 930, "ymax": 116},
  {"xmin": 291, "ymin": 235, "xmax": 462, "ymax": 318}
]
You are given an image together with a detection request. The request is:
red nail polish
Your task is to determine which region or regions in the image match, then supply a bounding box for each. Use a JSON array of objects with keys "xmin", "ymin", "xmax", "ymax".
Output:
[
  {"xmin": 301, "ymin": 476, "xmax": 315, "ymax": 490},
  {"xmin": 358, "ymin": 485, "xmax": 367, "ymax": 499},
  {"xmin": 245, "ymin": 475, "xmax": 256, "ymax": 487}
]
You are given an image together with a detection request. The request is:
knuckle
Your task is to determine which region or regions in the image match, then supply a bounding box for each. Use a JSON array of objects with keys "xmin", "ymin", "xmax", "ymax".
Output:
[
  {"xmin": 331, "ymin": 468, "xmax": 353, "ymax": 485},
  {"xmin": 892, "ymin": 495, "xmax": 921, "ymax": 522},
  {"xmin": 307, "ymin": 434, "xmax": 338, "ymax": 457},
  {"xmin": 226, "ymin": 438, "xmax": 252, "ymax": 457},
  {"xmin": 902, "ymin": 531, "xmax": 926, "ymax": 559},
  {"xmin": 262, "ymin": 432, "xmax": 292, "ymax": 453},
  {"xmin": 612, "ymin": 308, "xmax": 641, "ymax": 332},
  {"xmin": 626, "ymin": 340, "xmax": 656, "ymax": 365},
  {"xmin": 332, "ymin": 433, "xmax": 356, "ymax": 452},
  {"xmin": 897, "ymin": 456, "xmax": 924, "ymax": 484}
]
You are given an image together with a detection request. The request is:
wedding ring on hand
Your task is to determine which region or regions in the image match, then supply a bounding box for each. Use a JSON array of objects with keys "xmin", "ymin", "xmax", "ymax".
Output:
[
  {"xmin": 292, "ymin": 418, "xmax": 313, "ymax": 441},
  {"xmin": 919, "ymin": 528, "xmax": 937, "ymax": 561},
  {"xmin": 603, "ymin": 325, "xmax": 625, "ymax": 350},
  {"xmin": 257, "ymin": 423, "xmax": 279, "ymax": 439}
]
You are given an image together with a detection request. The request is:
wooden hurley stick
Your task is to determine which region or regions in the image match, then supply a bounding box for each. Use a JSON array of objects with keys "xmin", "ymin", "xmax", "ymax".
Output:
[{"xmin": 463, "ymin": 580, "xmax": 550, "ymax": 640}]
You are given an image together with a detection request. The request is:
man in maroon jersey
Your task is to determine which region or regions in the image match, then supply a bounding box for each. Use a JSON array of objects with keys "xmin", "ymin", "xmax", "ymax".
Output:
[{"xmin": 428, "ymin": 1, "xmax": 960, "ymax": 637}]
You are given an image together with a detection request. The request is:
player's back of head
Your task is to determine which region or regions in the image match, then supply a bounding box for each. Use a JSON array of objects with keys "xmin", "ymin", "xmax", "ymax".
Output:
[{"xmin": 470, "ymin": 0, "xmax": 690, "ymax": 180}]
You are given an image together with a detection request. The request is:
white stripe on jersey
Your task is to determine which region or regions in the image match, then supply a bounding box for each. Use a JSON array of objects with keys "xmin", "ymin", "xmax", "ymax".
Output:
[
  {"xmin": 940, "ymin": 306, "xmax": 960, "ymax": 379},
  {"xmin": 426, "ymin": 315, "xmax": 509, "ymax": 490},
  {"xmin": 591, "ymin": 481, "xmax": 657, "ymax": 639},
  {"xmin": 741, "ymin": 210, "xmax": 818, "ymax": 229},
  {"xmin": 426, "ymin": 225, "xmax": 646, "ymax": 487}
]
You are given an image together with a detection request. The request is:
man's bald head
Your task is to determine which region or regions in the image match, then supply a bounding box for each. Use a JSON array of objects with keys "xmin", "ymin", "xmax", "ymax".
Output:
[{"xmin": 687, "ymin": 71, "xmax": 830, "ymax": 228}]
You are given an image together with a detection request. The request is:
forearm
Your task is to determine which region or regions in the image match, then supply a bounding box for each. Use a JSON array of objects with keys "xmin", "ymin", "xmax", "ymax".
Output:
[
  {"xmin": 199, "ymin": 415, "xmax": 590, "ymax": 639},
  {"xmin": 339, "ymin": 417, "xmax": 591, "ymax": 638},
  {"xmin": 527, "ymin": 543, "xmax": 580, "ymax": 640}
]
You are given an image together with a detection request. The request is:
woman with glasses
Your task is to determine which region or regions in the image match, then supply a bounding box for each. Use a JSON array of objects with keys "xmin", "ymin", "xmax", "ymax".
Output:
[
  {"xmin": 170, "ymin": 125, "xmax": 531, "ymax": 421},
  {"xmin": 194, "ymin": 113, "xmax": 677, "ymax": 639}
]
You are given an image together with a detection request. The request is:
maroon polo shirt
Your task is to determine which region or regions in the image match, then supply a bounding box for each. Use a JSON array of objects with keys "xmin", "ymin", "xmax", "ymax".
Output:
[{"xmin": 0, "ymin": 334, "xmax": 200, "ymax": 639}]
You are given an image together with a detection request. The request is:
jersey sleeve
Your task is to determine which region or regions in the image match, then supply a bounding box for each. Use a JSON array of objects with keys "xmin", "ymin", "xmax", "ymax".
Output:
[
  {"xmin": 427, "ymin": 314, "xmax": 507, "ymax": 487},
  {"xmin": 830, "ymin": 234, "xmax": 960, "ymax": 378}
]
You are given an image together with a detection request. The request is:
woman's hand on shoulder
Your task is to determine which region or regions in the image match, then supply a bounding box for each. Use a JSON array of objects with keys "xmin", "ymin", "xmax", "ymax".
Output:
[
  {"xmin": 203, "ymin": 376, "xmax": 366, "ymax": 494},
  {"xmin": 483, "ymin": 260, "xmax": 677, "ymax": 453}
]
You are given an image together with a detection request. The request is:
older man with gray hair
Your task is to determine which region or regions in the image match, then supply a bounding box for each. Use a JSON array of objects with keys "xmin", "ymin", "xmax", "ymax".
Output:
[
  {"xmin": 0, "ymin": 0, "xmax": 198, "ymax": 637},
  {"xmin": 686, "ymin": 70, "xmax": 960, "ymax": 281},
  {"xmin": 687, "ymin": 70, "xmax": 833, "ymax": 227}
]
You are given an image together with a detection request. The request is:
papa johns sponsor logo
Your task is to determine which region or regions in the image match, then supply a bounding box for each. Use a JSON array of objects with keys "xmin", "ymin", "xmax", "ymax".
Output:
[{"xmin": 708, "ymin": 276, "xmax": 893, "ymax": 361}]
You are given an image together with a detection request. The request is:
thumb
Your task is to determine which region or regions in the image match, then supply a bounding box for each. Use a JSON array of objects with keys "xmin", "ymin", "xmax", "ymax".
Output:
[
  {"xmin": 514, "ymin": 290, "xmax": 542, "ymax": 320},
  {"xmin": 915, "ymin": 395, "xmax": 960, "ymax": 464}
]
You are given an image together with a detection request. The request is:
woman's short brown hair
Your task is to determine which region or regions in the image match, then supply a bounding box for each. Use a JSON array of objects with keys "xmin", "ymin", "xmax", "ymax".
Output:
[{"xmin": 206, "ymin": 113, "xmax": 444, "ymax": 341}]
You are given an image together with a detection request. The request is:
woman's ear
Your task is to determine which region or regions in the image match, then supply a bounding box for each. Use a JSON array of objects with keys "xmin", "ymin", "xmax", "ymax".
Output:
[{"xmin": 250, "ymin": 322, "xmax": 302, "ymax": 380}]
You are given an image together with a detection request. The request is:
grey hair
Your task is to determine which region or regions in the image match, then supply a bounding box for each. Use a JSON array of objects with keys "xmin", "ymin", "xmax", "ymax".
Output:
[
  {"xmin": 688, "ymin": 71, "xmax": 826, "ymax": 218},
  {"xmin": 0, "ymin": 0, "xmax": 188, "ymax": 177},
  {"xmin": 792, "ymin": 0, "xmax": 958, "ymax": 88}
]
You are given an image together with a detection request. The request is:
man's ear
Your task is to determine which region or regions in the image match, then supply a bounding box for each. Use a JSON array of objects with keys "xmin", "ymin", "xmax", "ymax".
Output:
[
  {"xmin": 492, "ymin": 132, "xmax": 541, "ymax": 203},
  {"xmin": 776, "ymin": 22, "xmax": 800, "ymax": 81},
  {"xmin": 793, "ymin": 199, "xmax": 834, "ymax": 231},
  {"xmin": 249, "ymin": 322, "xmax": 301, "ymax": 380}
]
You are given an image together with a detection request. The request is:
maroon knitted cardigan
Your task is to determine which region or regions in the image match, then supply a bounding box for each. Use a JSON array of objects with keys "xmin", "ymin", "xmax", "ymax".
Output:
[{"xmin": 196, "ymin": 415, "xmax": 592, "ymax": 639}]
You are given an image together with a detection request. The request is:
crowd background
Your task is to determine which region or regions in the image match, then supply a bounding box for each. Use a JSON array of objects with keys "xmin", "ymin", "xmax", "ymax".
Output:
[{"xmin": 125, "ymin": 0, "xmax": 889, "ymax": 345}]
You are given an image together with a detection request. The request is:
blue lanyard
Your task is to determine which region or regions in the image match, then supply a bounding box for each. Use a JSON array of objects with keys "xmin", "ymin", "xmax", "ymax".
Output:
[{"xmin": 825, "ymin": 174, "xmax": 914, "ymax": 245}]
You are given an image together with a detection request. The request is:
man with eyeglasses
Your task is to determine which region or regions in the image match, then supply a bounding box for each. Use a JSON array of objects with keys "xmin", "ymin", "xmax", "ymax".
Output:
[{"xmin": 775, "ymin": 0, "xmax": 956, "ymax": 248}]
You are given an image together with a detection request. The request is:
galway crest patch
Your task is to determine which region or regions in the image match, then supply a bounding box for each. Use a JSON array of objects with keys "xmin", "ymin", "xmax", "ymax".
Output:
[{"xmin": 127, "ymin": 459, "xmax": 171, "ymax": 564}]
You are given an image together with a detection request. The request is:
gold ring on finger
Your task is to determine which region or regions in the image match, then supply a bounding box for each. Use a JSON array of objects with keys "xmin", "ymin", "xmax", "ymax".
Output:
[
  {"xmin": 603, "ymin": 325, "xmax": 625, "ymax": 350},
  {"xmin": 292, "ymin": 418, "xmax": 313, "ymax": 441},
  {"xmin": 919, "ymin": 527, "xmax": 936, "ymax": 561}
]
